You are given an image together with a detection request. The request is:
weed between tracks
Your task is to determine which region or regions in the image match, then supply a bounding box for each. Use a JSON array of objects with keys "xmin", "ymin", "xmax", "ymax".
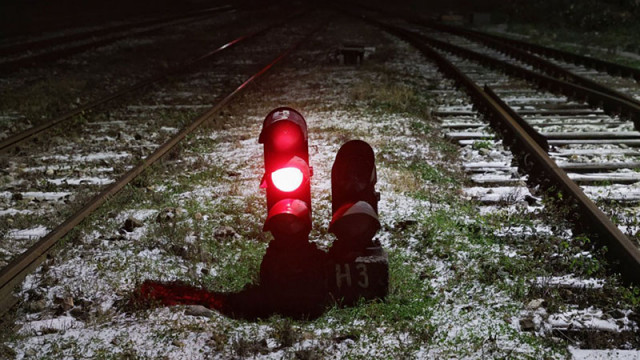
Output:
[
  {"xmin": 0, "ymin": 76, "xmax": 86, "ymax": 126},
  {"xmin": 5, "ymin": 17, "xmax": 640, "ymax": 359}
]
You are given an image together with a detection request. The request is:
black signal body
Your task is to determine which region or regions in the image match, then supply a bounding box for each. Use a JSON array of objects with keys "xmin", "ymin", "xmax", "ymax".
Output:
[
  {"xmin": 327, "ymin": 140, "xmax": 387, "ymax": 305},
  {"xmin": 330, "ymin": 140, "xmax": 378, "ymax": 214},
  {"xmin": 329, "ymin": 140, "xmax": 380, "ymax": 251}
]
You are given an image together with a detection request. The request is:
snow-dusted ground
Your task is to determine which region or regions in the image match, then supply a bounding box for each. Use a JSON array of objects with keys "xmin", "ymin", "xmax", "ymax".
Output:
[{"xmin": 2, "ymin": 12, "xmax": 639, "ymax": 359}]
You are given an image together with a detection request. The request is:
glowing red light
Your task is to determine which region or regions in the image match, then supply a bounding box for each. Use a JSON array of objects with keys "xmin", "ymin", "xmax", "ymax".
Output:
[
  {"xmin": 272, "ymin": 167, "xmax": 303, "ymax": 192},
  {"xmin": 272, "ymin": 122, "xmax": 303, "ymax": 152}
]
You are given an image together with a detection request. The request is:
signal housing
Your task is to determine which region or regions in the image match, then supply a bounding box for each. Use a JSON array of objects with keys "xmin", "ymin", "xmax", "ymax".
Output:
[
  {"xmin": 259, "ymin": 107, "xmax": 312, "ymax": 237},
  {"xmin": 329, "ymin": 140, "xmax": 381, "ymax": 252}
]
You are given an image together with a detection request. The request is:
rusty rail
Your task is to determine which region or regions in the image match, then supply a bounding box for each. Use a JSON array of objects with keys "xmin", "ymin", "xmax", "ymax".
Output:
[
  {"xmin": 395, "ymin": 28, "xmax": 640, "ymax": 131},
  {"xmin": 0, "ymin": 5, "xmax": 232, "ymax": 57},
  {"xmin": 422, "ymin": 22, "xmax": 640, "ymax": 83},
  {"xmin": 0, "ymin": 19, "xmax": 283, "ymax": 154},
  {"xmin": 0, "ymin": 20, "xmax": 324, "ymax": 316},
  {"xmin": 419, "ymin": 21, "xmax": 640, "ymax": 108},
  {"xmin": 0, "ymin": 7, "xmax": 237, "ymax": 72},
  {"xmin": 483, "ymin": 86, "xmax": 549, "ymax": 152},
  {"xmin": 367, "ymin": 18, "xmax": 640, "ymax": 285}
]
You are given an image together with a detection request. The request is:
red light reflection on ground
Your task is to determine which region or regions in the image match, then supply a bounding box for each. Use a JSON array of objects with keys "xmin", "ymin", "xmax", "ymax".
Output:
[{"xmin": 136, "ymin": 280, "xmax": 226, "ymax": 310}]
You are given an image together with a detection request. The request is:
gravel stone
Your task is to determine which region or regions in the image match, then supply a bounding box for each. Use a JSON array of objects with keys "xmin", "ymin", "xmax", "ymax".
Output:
[
  {"xmin": 184, "ymin": 305, "xmax": 215, "ymax": 317},
  {"xmin": 172, "ymin": 340, "xmax": 185, "ymax": 347},
  {"xmin": 26, "ymin": 299, "xmax": 46, "ymax": 313},
  {"xmin": 60, "ymin": 296, "xmax": 74, "ymax": 311},
  {"xmin": 525, "ymin": 298, "xmax": 545, "ymax": 310},
  {"xmin": 609, "ymin": 309, "xmax": 625, "ymax": 319},
  {"xmin": 213, "ymin": 226, "xmax": 237, "ymax": 239},
  {"xmin": 25, "ymin": 348, "xmax": 37, "ymax": 357},
  {"xmin": 519, "ymin": 317, "xmax": 536, "ymax": 331},
  {"xmin": 156, "ymin": 208, "xmax": 177, "ymax": 223},
  {"xmin": 122, "ymin": 217, "xmax": 143, "ymax": 232}
]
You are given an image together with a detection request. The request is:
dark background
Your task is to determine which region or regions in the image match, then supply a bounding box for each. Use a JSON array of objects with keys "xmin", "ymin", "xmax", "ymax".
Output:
[
  {"xmin": 0, "ymin": 0, "xmax": 224, "ymax": 37},
  {"xmin": 2, "ymin": 0, "xmax": 640, "ymax": 38}
]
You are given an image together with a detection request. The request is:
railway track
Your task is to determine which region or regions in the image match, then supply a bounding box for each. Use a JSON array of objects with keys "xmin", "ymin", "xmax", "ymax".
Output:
[
  {"xmin": 0, "ymin": 18, "xmax": 280, "ymax": 153},
  {"xmin": 0, "ymin": 5, "xmax": 234, "ymax": 72},
  {"xmin": 402, "ymin": 24, "xmax": 640, "ymax": 245},
  {"xmin": 423, "ymin": 23, "xmax": 640, "ymax": 83},
  {"xmin": 2, "ymin": 7, "xmax": 639, "ymax": 357},
  {"xmin": 349, "ymin": 7, "xmax": 640, "ymax": 352},
  {"xmin": 0, "ymin": 7, "xmax": 321, "ymax": 314},
  {"xmin": 0, "ymin": 5, "xmax": 284, "ymax": 140},
  {"xmin": 417, "ymin": 21, "xmax": 640, "ymax": 105},
  {"xmin": 0, "ymin": 5, "xmax": 234, "ymax": 55}
]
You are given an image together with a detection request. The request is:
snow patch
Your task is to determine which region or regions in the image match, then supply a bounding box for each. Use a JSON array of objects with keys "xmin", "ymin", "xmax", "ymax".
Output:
[{"xmin": 7, "ymin": 226, "xmax": 49, "ymax": 240}]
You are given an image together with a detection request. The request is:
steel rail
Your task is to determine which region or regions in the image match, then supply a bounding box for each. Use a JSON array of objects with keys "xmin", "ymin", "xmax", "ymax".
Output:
[
  {"xmin": 482, "ymin": 85, "xmax": 549, "ymax": 151},
  {"xmin": 0, "ymin": 8, "xmax": 236, "ymax": 72},
  {"xmin": 395, "ymin": 28, "xmax": 640, "ymax": 131},
  {"xmin": 0, "ymin": 5, "xmax": 233, "ymax": 57},
  {"xmin": 423, "ymin": 23, "xmax": 640, "ymax": 83},
  {"xmin": 0, "ymin": 19, "xmax": 282, "ymax": 154},
  {"xmin": 347, "ymin": 6, "xmax": 640, "ymax": 129},
  {"xmin": 0, "ymin": 19, "xmax": 325, "ymax": 316},
  {"xmin": 417, "ymin": 21, "xmax": 640, "ymax": 108},
  {"xmin": 358, "ymin": 16, "xmax": 640, "ymax": 285}
]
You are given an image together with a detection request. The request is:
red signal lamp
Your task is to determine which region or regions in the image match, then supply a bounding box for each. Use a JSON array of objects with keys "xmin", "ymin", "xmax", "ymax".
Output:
[
  {"xmin": 258, "ymin": 107, "xmax": 326, "ymax": 306},
  {"xmin": 271, "ymin": 167, "xmax": 303, "ymax": 192},
  {"xmin": 262, "ymin": 156, "xmax": 312, "ymax": 235}
]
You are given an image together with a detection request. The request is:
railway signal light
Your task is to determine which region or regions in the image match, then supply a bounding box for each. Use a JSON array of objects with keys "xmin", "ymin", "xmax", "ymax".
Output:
[
  {"xmin": 258, "ymin": 107, "xmax": 325, "ymax": 311},
  {"xmin": 137, "ymin": 110, "xmax": 387, "ymax": 319},
  {"xmin": 259, "ymin": 107, "xmax": 312, "ymax": 239},
  {"xmin": 257, "ymin": 108, "xmax": 386, "ymax": 313},
  {"xmin": 329, "ymin": 140, "xmax": 381, "ymax": 257},
  {"xmin": 327, "ymin": 140, "xmax": 387, "ymax": 305}
]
